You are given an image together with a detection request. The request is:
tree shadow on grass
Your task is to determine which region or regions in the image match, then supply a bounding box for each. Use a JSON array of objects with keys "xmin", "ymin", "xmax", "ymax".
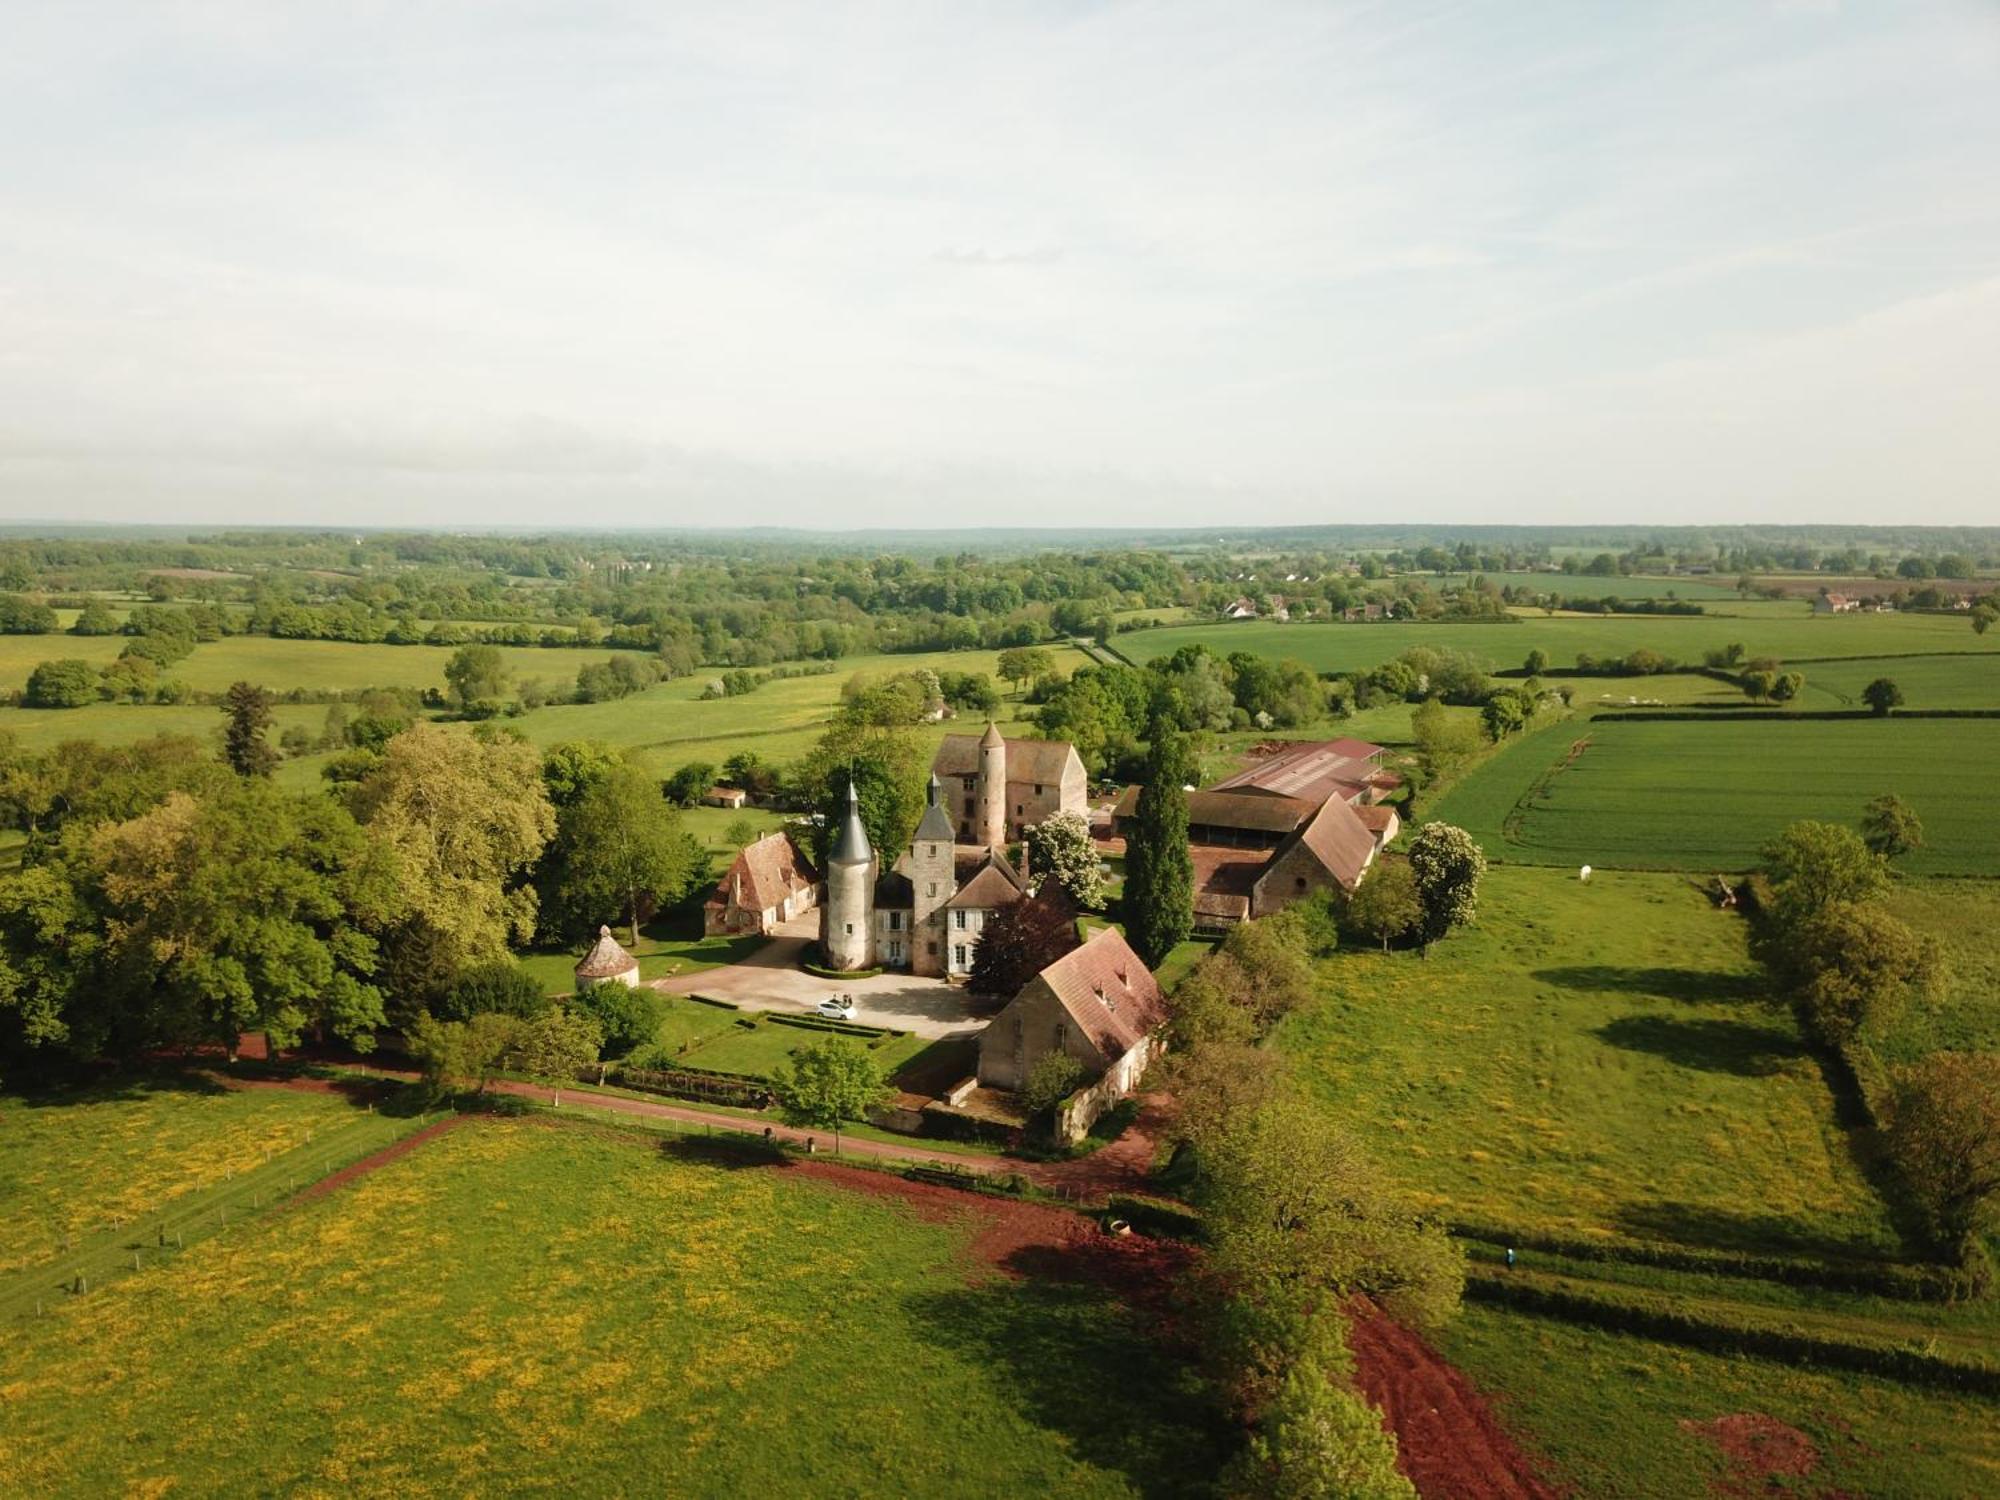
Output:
[
  {"xmin": 655, "ymin": 1133, "xmax": 791, "ymax": 1171},
  {"xmin": 1593, "ymin": 1014, "xmax": 1804, "ymax": 1077},
  {"xmin": 1612, "ymin": 1199, "xmax": 1903, "ymax": 1265},
  {"xmin": 905, "ymin": 1258, "xmax": 1228, "ymax": 1497},
  {"xmin": 11, "ymin": 1067, "xmax": 237, "ymax": 1108},
  {"xmin": 1534, "ymin": 966, "xmax": 1767, "ymax": 1005}
]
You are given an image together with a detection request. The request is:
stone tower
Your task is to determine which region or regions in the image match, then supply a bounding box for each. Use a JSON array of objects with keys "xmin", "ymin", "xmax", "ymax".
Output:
[
  {"xmin": 822, "ymin": 780, "xmax": 875, "ymax": 971},
  {"xmin": 977, "ymin": 720, "xmax": 1007, "ymax": 850},
  {"xmin": 905, "ymin": 773, "xmax": 958, "ymax": 977}
]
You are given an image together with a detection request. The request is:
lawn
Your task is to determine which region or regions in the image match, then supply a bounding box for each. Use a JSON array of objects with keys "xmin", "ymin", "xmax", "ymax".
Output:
[
  {"xmin": 1273, "ymin": 867, "xmax": 1903, "ymax": 1259},
  {"xmin": 0, "ymin": 1119, "xmax": 1217, "ymax": 1497},
  {"xmin": 1127, "ymin": 613, "xmax": 1998, "ymax": 678},
  {"xmin": 1438, "ymin": 1303, "xmax": 2000, "ymax": 1499},
  {"xmin": 514, "ymin": 922, "xmax": 768, "ymax": 996},
  {"xmin": 1431, "ymin": 717, "xmax": 2000, "ymax": 875},
  {"xmin": 0, "ymin": 1077, "xmax": 358, "ymax": 1275}
]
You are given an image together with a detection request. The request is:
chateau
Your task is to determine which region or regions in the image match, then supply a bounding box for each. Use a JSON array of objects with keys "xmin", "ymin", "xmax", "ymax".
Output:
[{"xmin": 819, "ymin": 720, "xmax": 1084, "ymax": 978}]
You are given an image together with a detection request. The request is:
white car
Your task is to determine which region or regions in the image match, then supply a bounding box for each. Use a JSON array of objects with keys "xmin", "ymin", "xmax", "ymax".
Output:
[{"xmin": 817, "ymin": 996, "xmax": 857, "ymax": 1022}]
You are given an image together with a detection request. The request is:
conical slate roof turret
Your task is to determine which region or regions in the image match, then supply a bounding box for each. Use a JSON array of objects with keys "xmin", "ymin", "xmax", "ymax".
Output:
[
  {"xmin": 979, "ymin": 720, "xmax": 1005, "ymax": 748},
  {"xmin": 915, "ymin": 771, "xmax": 955, "ymax": 843},
  {"xmin": 829, "ymin": 779, "xmax": 873, "ymax": 867}
]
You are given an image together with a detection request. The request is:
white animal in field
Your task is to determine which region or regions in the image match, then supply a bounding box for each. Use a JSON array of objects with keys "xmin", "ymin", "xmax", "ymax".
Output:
[{"xmin": 1579, "ymin": 865, "xmax": 1593, "ymax": 882}]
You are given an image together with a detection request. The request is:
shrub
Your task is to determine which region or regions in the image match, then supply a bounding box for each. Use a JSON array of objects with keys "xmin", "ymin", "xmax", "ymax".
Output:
[
  {"xmin": 23, "ymin": 658, "xmax": 99, "ymax": 708},
  {"xmin": 1019, "ymin": 1052, "xmax": 1088, "ymax": 1117},
  {"xmin": 570, "ymin": 980, "xmax": 668, "ymax": 1059},
  {"xmin": 435, "ymin": 960, "xmax": 553, "ymax": 1022}
]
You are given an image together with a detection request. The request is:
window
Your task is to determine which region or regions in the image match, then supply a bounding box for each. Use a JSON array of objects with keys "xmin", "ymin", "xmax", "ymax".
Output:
[
  {"xmin": 1054, "ymin": 1021, "xmax": 1068, "ymax": 1053},
  {"xmin": 953, "ymin": 909, "xmax": 967, "ymax": 930},
  {"xmin": 927, "ymin": 941, "xmax": 938, "ymax": 955},
  {"xmin": 889, "ymin": 911, "xmax": 902, "ymax": 931},
  {"xmin": 1015, "ymin": 803, "xmax": 1023, "ymax": 817},
  {"xmin": 927, "ymin": 881, "xmax": 937, "ymax": 897},
  {"xmin": 1035, "ymin": 783, "xmax": 1044, "ymax": 795},
  {"xmin": 843, "ymin": 922, "xmax": 853, "ymax": 935},
  {"xmin": 1295, "ymin": 877, "xmax": 1308, "ymax": 890},
  {"xmin": 890, "ymin": 941, "xmax": 903, "ymax": 962},
  {"xmin": 954, "ymin": 944, "xmax": 966, "ymax": 967},
  {"xmin": 928, "ymin": 844, "xmax": 938, "ymax": 858}
]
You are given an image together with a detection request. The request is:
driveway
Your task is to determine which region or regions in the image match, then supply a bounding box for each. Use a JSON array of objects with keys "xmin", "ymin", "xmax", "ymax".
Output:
[{"xmin": 653, "ymin": 915, "xmax": 992, "ymax": 1041}]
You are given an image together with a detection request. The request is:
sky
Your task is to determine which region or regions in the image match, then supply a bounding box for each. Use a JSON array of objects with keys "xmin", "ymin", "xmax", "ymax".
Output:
[{"xmin": 2, "ymin": 0, "xmax": 1996, "ymax": 531}]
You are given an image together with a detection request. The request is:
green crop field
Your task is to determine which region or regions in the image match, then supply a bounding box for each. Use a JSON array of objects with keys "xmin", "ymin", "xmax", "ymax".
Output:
[
  {"xmin": 1430, "ymin": 718, "xmax": 2000, "ymax": 875},
  {"xmin": 1274, "ymin": 868, "xmax": 1902, "ymax": 1256},
  {"xmin": 1794, "ymin": 652, "xmax": 2000, "ymax": 710},
  {"xmin": 1440, "ymin": 1305, "xmax": 2000, "ymax": 1499},
  {"xmin": 0, "ymin": 1079, "xmax": 358, "ymax": 1276},
  {"xmin": 1429, "ymin": 570, "xmax": 1745, "ymax": 600},
  {"xmin": 1124, "ymin": 614, "xmax": 1998, "ymax": 678},
  {"xmin": 0, "ymin": 1118, "xmax": 1214, "ymax": 1497}
]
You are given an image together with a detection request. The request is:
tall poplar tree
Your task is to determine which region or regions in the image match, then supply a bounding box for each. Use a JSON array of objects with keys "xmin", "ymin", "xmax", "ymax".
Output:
[
  {"xmin": 1123, "ymin": 721, "xmax": 1193, "ymax": 968},
  {"xmin": 221, "ymin": 681, "xmax": 279, "ymax": 778}
]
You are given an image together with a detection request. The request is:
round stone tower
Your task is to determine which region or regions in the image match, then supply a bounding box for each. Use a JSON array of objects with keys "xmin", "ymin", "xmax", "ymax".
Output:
[
  {"xmin": 977, "ymin": 720, "xmax": 1007, "ymax": 850},
  {"xmin": 821, "ymin": 779, "xmax": 876, "ymax": 971}
]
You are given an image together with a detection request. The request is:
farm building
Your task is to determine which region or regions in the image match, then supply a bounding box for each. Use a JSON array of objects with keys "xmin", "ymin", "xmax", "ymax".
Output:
[
  {"xmin": 976, "ymin": 925, "xmax": 1166, "ymax": 1142},
  {"xmin": 704, "ymin": 832, "xmax": 817, "ymax": 936},
  {"xmin": 929, "ymin": 722, "xmax": 1088, "ymax": 846},
  {"xmin": 1114, "ymin": 737, "xmax": 1401, "ymax": 927},
  {"xmin": 574, "ymin": 926, "xmax": 641, "ymax": 989},
  {"xmin": 701, "ymin": 784, "xmax": 749, "ymax": 808},
  {"xmin": 1814, "ymin": 592, "xmax": 1861, "ymax": 614}
]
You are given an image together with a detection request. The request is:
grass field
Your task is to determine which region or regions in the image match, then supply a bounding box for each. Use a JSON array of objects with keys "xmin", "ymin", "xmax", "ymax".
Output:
[
  {"xmin": 0, "ymin": 1118, "xmax": 1216, "ymax": 1497},
  {"xmin": 1125, "ymin": 614, "xmax": 1998, "ymax": 678},
  {"xmin": 1794, "ymin": 652, "xmax": 2000, "ymax": 709},
  {"xmin": 1274, "ymin": 867, "xmax": 1902, "ymax": 1257},
  {"xmin": 1431, "ymin": 717, "xmax": 2000, "ymax": 876},
  {"xmin": 1439, "ymin": 1305, "xmax": 2000, "ymax": 1499},
  {"xmin": 0, "ymin": 1079, "xmax": 359, "ymax": 1275},
  {"xmin": 1875, "ymin": 881, "xmax": 2000, "ymax": 1064},
  {"xmin": 1429, "ymin": 571, "xmax": 1747, "ymax": 600}
]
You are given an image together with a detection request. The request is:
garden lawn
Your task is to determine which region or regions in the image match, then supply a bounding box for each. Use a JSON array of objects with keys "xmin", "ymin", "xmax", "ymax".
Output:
[
  {"xmin": 1438, "ymin": 1304, "xmax": 2000, "ymax": 1499},
  {"xmin": 1128, "ymin": 613, "xmax": 1998, "ymax": 678},
  {"xmin": 0, "ymin": 1119, "xmax": 1215, "ymax": 1497},
  {"xmin": 1430, "ymin": 718, "xmax": 2000, "ymax": 876},
  {"xmin": 1274, "ymin": 868, "xmax": 1902, "ymax": 1259},
  {"xmin": 513, "ymin": 925, "xmax": 767, "ymax": 997},
  {"xmin": 0, "ymin": 1078, "xmax": 357, "ymax": 1275}
]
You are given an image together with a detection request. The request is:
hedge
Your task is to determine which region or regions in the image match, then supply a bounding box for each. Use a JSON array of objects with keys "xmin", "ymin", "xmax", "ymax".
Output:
[
  {"xmin": 1592, "ymin": 708, "xmax": 2000, "ymax": 723},
  {"xmin": 612, "ymin": 1063, "xmax": 771, "ymax": 1109},
  {"xmin": 1450, "ymin": 1220, "xmax": 1983, "ymax": 1303},
  {"xmin": 801, "ymin": 961, "xmax": 885, "ymax": 981},
  {"xmin": 1467, "ymin": 1267, "xmax": 2000, "ymax": 1395},
  {"xmin": 684, "ymin": 993, "xmax": 741, "ymax": 1011},
  {"xmin": 765, "ymin": 1012, "xmax": 899, "ymax": 1040}
]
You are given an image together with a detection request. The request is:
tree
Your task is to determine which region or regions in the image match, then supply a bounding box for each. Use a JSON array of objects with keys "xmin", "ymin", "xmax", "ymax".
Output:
[
  {"xmin": 1019, "ymin": 1051, "xmax": 1088, "ymax": 1118},
  {"xmin": 1410, "ymin": 699, "xmax": 1483, "ymax": 783},
  {"xmin": 1224, "ymin": 1363, "xmax": 1415, "ymax": 1500},
  {"xmin": 70, "ymin": 599, "xmax": 120, "ymax": 636},
  {"xmin": 1779, "ymin": 901, "xmax": 1938, "ymax": 1045},
  {"xmin": 1740, "ymin": 669, "xmax": 1776, "ymax": 704},
  {"xmin": 1122, "ymin": 724, "xmax": 1194, "ymax": 968},
  {"xmin": 1886, "ymin": 1052, "xmax": 2000, "ymax": 1255},
  {"xmin": 663, "ymin": 760, "xmax": 716, "ymax": 807},
  {"xmin": 997, "ymin": 646, "xmax": 1055, "ymax": 694},
  {"xmin": 725, "ymin": 815, "xmax": 759, "ymax": 848},
  {"xmin": 435, "ymin": 959, "xmax": 550, "ymax": 1022},
  {"xmin": 1523, "ymin": 648, "xmax": 1549, "ymax": 675},
  {"xmin": 220, "ymin": 681, "xmax": 279, "ymax": 778},
  {"xmin": 769, "ymin": 1037, "xmax": 892, "ymax": 1153},
  {"xmin": 1344, "ymin": 859, "xmax": 1422, "ymax": 952},
  {"xmin": 1769, "ymin": 670, "xmax": 1804, "ymax": 703},
  {"xmin": 510, "ymin": 1007, "xmax": 602, "ymax": 1105},
  {"xmin": 1024, "ymin": 811, "xmax": 1109, "ymax": 908},
  {"xmin": 1973, "ymin": 606, "xmax": 1995, "ymax": 637},
  {"xmin": 444, "ymin": 644, "xmax": 509, "ymax": 711},
  {"xmin": 1861, "ymin": 677, "xmax": 1904, "ymax": 716},
  {"xmin": 569, "ymin": 980, "xmax": 667, "ymax": 1059},
  {"xmin": 1163, "ymin": 1035, "xmax": 1288, "ymax": 1155},
  {"xmin": 348, "ymin": 724, "xmax": 555, "ymax": 1006},
  {"xmin": 1220, "ymin": 917, "xmax": 1315, "ymax": 1025},
  {"xmin": 542, "ymin": 760, "xmax": 700, "ymax": 946},
  {"xmin": 791, "ymin": 716, "xmax": 928, "ymax": 869},
  {"xmin": 1861, "ymin": 793, "xmax": 1924, "ymax": 862},
  {"xmin": 968, "ymin": 890, "xmax": 1081, "ymax": 996},
  {"xmin": 1196, "ymin": 1089, "xmax": 1464, "ymax": 1332},
  {"xmin": 83, "ymin": 781, "xmax": 404, "ymax": 1056},
  {"xmin": 406, "ymin": 1011, "xmax": 522, "ymax": 1097},
  {"xmin": 1406, "ymin": 823, "xmax": 1486, "ymax": 954},
  {"xmin": 1762, "ymin": 820, "xmax": 1886, "ymax": 929},
  {"xmin": 23, "ymin": 659, "xmax": 99, "ymax": 708}
]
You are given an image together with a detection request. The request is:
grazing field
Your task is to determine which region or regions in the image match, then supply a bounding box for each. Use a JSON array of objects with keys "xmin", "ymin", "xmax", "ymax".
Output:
[
  {"xmin": 0, "ymin": 1119, "xmax": 1214, "ymax": 1498},
  {"xmin": 0, "ymin": 1079, "xmax": 357, "ymax": 1276},
  {"xmin": 1795, "ymin": 652, "xmax": 2000, "ymax": 709},
  {"xmin": 0, "ymin": 700, "xmax": 330, "ymax": 755},
  {"xmin": 1430, "ymin": 570, "xmax": 1746, "ymax": 600},
  {"xmin": 1431, "ymin": 718, "xmax": 2000, "ymax": 876},
  {"xmin": 1274, "ymin": 868, "xmax": 1902, "ymax": 1257},
  {"xmin": 1440, "ymin": 1305, "xmax": 2000, "ymax": 1499},
  {"xmin": 1875, "ymin": 881, "xmax": 2000, "ymax": 1063},
  {"xmin": 1125, "ymin": 614, "xmax": 1998, "ymax": 678}
]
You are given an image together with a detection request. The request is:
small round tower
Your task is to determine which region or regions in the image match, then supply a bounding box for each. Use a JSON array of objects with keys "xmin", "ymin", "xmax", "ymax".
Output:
[
  {"xmin": 821, "ymin": 779, "xmax": 876, "ymax": 970},
  {"xmin": 977, "ymin": 720, "xmax": 1007, "ymax": 850}
]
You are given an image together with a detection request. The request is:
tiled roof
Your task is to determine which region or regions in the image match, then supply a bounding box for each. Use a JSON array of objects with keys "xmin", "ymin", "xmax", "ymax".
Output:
[
  {"xmin": 574, "ymin": 925, "xmax": 639, "ymax": 979},
  {"xmin": 1114, "ymin": 784, "xmax": 1318, "ymax": 835},
  {"xmin": 932, "ymin": 733, "xmax": 1079, "ymax": 783},
  {"xmin": 1209, "ymin": 737, "xmax": 1388, "ymax": 806},
  {"xmin": 874, "ymin": 870, "xmax": 915, "ymax": 907},
  {"xmin": 710, "ymin": 832, "xmax": 816, "ymax": 913},
  {"xmin": 947, "ymin": 850, "xmax": 1029, "ymax": 909},
  {"xmin": 1033, "ymin": 927, "xmax": 1166, "ymax": 1060},
  {"xmin": 1273, "ymin": 794, "xmax": 1378, "ymax": 892}
]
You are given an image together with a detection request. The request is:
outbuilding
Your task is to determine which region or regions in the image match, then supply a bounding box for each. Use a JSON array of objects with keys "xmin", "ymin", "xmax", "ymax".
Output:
[{"xmin": 574, "ymin": 925, "xmax": 641, "ymax": 989}]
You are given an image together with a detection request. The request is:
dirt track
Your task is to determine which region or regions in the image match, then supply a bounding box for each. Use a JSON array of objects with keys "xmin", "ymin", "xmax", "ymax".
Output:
[{"xmin": 1349, "ymin": 1304, "xmax": 1563, "ymax": 1500}]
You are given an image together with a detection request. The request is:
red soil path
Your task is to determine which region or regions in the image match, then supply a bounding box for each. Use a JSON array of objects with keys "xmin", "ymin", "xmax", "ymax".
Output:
[
  {"xmin": 1349, "ymin": 1303, "xmax": 1564, "ymax": 1500},
  {"xmin": 286, "ymin": 1116, "xmax": 470, "ymax": 1206}
]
